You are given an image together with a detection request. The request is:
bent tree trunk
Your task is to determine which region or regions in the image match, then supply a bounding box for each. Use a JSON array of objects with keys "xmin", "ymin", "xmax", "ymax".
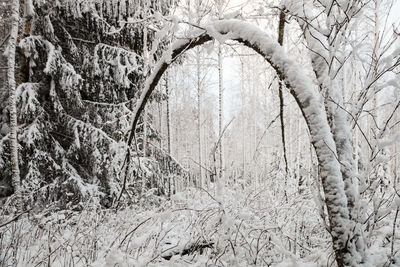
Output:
[
  {"xmin": 7, "ymin": 0, "xmax": 22, "ymax": 210},
  {"xmin": 297, "ymin": 18, "xmax": 367, "ymax": 263},
  {"xmin": 127, "ymin": 20, "xmax": 365, "ymax": 266}
]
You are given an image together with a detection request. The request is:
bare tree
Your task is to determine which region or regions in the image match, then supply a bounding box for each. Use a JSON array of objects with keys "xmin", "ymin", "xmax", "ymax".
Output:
[
  {"xmin": 6, "ymin": 0, "xmax": 21, "ymax": 210},
  {"xmin": 217, "ymin": 45, "xmax": 224, "ymax": 183}
]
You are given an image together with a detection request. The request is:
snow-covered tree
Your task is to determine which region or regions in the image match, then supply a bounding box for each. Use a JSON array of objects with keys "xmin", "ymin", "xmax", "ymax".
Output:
[{"xmin": 0, "ymin": 0, "xmax": 183, "ymax": 208}]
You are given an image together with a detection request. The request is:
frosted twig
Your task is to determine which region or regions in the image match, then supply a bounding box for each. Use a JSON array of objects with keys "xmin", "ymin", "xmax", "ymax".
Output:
[
  {"xmin": 0, "ymin": 209, "xmax": 30, "ymax": 228},
  {"xmin": 119, "ymin": 217, "xmax": 152, "ymax": 248}
]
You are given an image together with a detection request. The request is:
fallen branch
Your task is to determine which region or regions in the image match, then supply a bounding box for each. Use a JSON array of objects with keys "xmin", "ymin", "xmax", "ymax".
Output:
[{"xmin": 161, "ymin": 241, "xmax": 214, "ymax": 260}]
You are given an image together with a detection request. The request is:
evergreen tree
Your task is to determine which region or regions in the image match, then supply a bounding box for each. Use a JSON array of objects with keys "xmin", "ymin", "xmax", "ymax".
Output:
[{"xmin": 0, "ymin": 0, "xmax": 182, "ymax": 209}]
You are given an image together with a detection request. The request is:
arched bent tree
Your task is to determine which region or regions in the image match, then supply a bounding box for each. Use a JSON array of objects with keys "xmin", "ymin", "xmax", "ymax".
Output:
[{"xmin": 128, "ymin": 20, "xmax": 366, "ymax": 266}]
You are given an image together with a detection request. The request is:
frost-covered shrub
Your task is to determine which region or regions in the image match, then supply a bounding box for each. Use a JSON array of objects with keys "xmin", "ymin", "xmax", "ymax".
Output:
[{"xmin": 0, "ymin": 185, "xmax": 330, "ymax": 266}]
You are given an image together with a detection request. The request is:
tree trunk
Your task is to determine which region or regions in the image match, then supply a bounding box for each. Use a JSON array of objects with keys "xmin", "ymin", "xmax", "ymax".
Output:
[
  {"xmin": 301, "ymin": 25, "xmax": 367, "ymax": 267},
  {"xmin": 142, "ymin": 26, "xmax": 149, "ymax": 156},
  {"xmin": 277, "ymin": 9, "xmax": 288, "ymax": 174},
  {"xmin": 165, "ymin": 71, "xmax": 172, "ymax": 196},
  {"xmin": 166, "ymin": 71, "xmax": 171, "ymax": 155},
  {"xmin": 218, "ymin": 45, "xmax": 224, "ymax": 183},
  {"xmin": 7, "ymin": 0, "xmax": 21, "ymax": 210},
  {"xmin": 196, "ymin": 48, "xmax": 203, "ymax": 188}
]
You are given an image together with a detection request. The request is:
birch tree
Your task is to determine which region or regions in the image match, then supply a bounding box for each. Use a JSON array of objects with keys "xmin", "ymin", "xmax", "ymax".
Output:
[
  {"xmin": 216, "ymin": 0, "xmax": 225, "ymax": 185},
  {"xmin": 217, "ymin": 43, "xmax": 224, "ymax": 184},
  {"xmin": 6, "ymin": 0, "xmax": 21, "ymax": 209}
]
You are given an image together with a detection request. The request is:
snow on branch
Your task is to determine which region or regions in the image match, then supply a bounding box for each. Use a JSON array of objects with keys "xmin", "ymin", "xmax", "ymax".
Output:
[
  {"xmin": 127, "ymin": 19, "xmax": 354, "ymax": 261},
  {"xmin": 93, "ymin": 43, "xmax": 142, "ymax": 88},
  {"xmin": 15, "ymin": 83, "xmax": 42, "ymax": 122}
]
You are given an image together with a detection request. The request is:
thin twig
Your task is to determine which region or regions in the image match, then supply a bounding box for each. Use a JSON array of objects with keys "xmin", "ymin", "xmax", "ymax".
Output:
[
  {"xmin": 119, "ymin": 217, "xmax": 151, "ymax": 247},
  {"xmin": 0, "ymin": 209, "xmax": 30, "ymax": 228}
]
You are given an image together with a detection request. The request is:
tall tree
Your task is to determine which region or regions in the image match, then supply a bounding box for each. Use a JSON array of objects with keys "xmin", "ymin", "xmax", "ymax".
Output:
[
  {"xmin": 217, "ymin": 45, "xmax": 224, "ymax": 183},
  {"xmin": 0, "ymin": 0, "xmax": 181, "ymax": 208},
  {"xmin": 277, "ymin": 7, "xmax": 288, "ymax": 175},
  {"xmin": 6, "ymin": 0, "xmax": 21, "ymax": 209}
]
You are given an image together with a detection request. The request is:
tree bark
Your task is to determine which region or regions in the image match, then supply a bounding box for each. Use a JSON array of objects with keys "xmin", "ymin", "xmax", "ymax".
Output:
[
  {"xmin": 277, "ymin": 8, "xmax": 288, "ymax": 175},
  {"xmin": 7, "ymin": 0, "xmax": 21, "ymax": 210},
  {"xmin": 218, "ymin": 45, "xmax": 224, "ymax": 183},
  {"xmin": 165, "ymin": 71, "xmax": 172, "ymax": 196},
  {"xmin": 142, "ymin": 26, "xmax": 149, "ymax": 156},
  {"xmin": 196, "ymin": 48, "xmax": 203, "ymax": 188},
  {"xmin": 165, "ymin": 71, "xmax": 171, "ymax": 155}
]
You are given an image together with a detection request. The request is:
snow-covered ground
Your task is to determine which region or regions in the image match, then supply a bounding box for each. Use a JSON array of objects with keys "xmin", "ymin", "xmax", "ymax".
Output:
[
  {"xmin": 2, "ymin": 181, "xmax": 399, "ymax": 266},
  {"xmin": 1, "ymin": 183, "xmax": 332, "ymax": 267}
]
